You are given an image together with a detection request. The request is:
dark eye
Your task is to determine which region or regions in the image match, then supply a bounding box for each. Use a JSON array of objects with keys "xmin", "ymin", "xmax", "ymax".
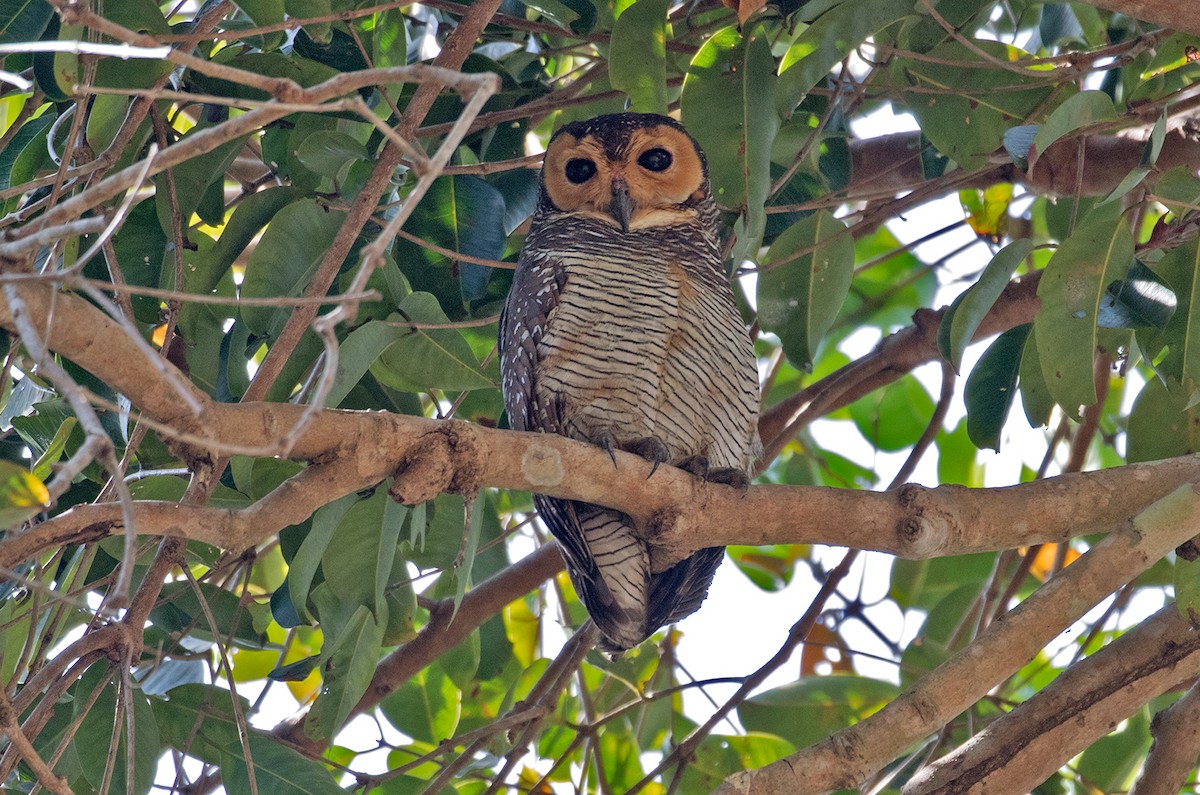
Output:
[
  {"xmin": 565, "ymin": 158, "xmax": 597, "ymax": 184},
  {"xmin": 637, "ymin": 147, "xmax": 673, "ymax": 172}
]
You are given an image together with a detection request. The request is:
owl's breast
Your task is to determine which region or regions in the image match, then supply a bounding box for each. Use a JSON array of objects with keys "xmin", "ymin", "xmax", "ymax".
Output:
[{"xmin": 532, "ymin": 240, "xmax": 758, "ymax": 470}]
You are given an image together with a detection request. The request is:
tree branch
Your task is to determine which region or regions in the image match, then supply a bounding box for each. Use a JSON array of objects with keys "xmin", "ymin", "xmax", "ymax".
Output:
[
  {"xmin": 714, "ymin": 484, "xmax": 1200, "ymax": 795},
  {"xmin": 1130, "ymin": 677, "xmax": 1200, "ymax": 795},
  {"xmin": 906, "ymin": 606, "xmax": 1200, "ymax": 794}
]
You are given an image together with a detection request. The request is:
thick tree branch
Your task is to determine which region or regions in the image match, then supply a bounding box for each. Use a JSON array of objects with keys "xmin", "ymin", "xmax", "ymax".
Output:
[
  {"xmin": 1081, "ymin": 0, "xmax": 1200, "ymax": 37},
  {"xmin": 2, "ymin": 282, "xmax": 1200, "ymax": 576},
  {"xmin": 849, "ymin": 126, "xmax": 1200, "ymax": 200},
  {"xmin": 906, "ymin": 606, "xmax": 1200, "ymax": 794},
  {"xmin": 1130, "ymin": 678, "xmax": 1200, "ymax": 795},
  {"xmin": 714, "ymin": 484, "xmax": 1200, "ymax": 795}
]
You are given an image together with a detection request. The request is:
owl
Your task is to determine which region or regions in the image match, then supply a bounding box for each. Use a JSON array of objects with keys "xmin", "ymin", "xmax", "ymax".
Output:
[{"xmin": 499, "ymin": 112, "xmax": 761, "ymax": 652}]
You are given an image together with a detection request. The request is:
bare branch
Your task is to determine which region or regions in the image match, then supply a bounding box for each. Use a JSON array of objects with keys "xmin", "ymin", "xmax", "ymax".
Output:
[
  {"xmin": 907, "ymin": 606, "xmax": 1200, "ymax": 794},
  {"xmin": 714, "ymin": 484, "xmax": 1200, "ymax": 794},
  {"xmin": 1130, "ymin": 678, "xmax": 1200, "ymax": 795}
]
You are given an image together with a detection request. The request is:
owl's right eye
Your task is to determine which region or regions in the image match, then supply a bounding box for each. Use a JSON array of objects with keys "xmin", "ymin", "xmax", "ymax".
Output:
[{"xmin": 565, "ymin": 158, "xmax": 597, "ymax": 184}]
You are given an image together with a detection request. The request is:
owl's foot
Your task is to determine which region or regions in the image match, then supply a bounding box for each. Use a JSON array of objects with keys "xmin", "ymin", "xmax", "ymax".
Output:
[
  {"xmin": 678, "ymin": 455, "xmax": 751, "ymax": 490},
  {"xmin": 677, "ymin": 454, "xmax": 710, "ymax": 479},
  {"xmin": 706, "ymin": 467, "xmax": 751, "ymax": 491},
  {"xmin": 624, "ymin": 436, "xmax": 671, "ymax": 478}
]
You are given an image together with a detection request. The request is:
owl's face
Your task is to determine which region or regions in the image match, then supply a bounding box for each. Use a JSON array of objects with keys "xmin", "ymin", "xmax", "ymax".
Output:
[{"xmin": 540, "ymin": 113, "xmax": 711, "ymax": 233}]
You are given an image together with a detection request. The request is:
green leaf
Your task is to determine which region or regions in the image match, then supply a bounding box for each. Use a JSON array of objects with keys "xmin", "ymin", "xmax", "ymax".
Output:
[
  {"xmin": 380, "ymin": 665, "xmax": 462, "ymax": 744},
  {"xmin": 0, "ymin": 0, "xmax": 53, "ymax": 45},
  {"xmin": 1154, "ymin": 239, "xmax": 1200, "ymax": 390},
  {"xmin": 681, "ymin": 27, "xmax": 778, "ymax": 260},
  {"xmin": 306, "ymin": 604, "xmax": 383, "ymax": 741},
  {"xmin": 240, "ymin": 199, "xmax": 346, "ymax": 338},
  {"xmin": 849, "ymin": 376, "xmax": 935, "ymax": 452},
  {"xmin": 320, "ymin": 487, "xmax": 392, "ymax": 608},
  {"xmin": 150, "ymin": 581, "xmax": 267, "ymax": 648},
  {"xmin": 200, "ymin": 187, "xmax": 306, "ymax": 295},
  {"xmin": 738, "ymin": 676, "xmax": 899, "ymax": 748},
  {"xmin": 895, "ymin": 41, "xmax": 1055, "ymax": 171},
  {"xmin": 776, "ymin": 0, "xmax": 915, "ymax": 116},
  {"xmin": 154, "ymin": 685, "xmax": 345, "ymax": 794},
  {"xmin": 287, "ymin": 492, "xmax": 358, "ymax": 617},
  {"xmin": 939, "ymin": 239, "xmax": 1033, "ymax": 372},
  {"xmin": 74, "ymin": 667, "xmax": 159, "ymax": 795},
  {"xmin": 0, "ymin": 110, "xmax": 54, "ymax": 191},
  {"xmin": 964, "ymin": 324, "xmax": 1031, "ymax": 451},
  {"xmin": 1097, "ymin": 259, "xmax": 1176, "ymax": 330},
  {"xmin": 1031, "ymin": 90, "xmax": 1117, "ymax": 167},
  {"xmin": 222, "ymin": 738, "xmax": 348, "ymax": 795},
  {"xmin": 285, "ymin": 0, "xmax": 332, "ymax": 43},
  {"xmin": 30, "ymin": 416, "xmax": 75, "ymax": 481},
  {"xmin": 294, "ymin": 129, "xmax": 367, "ymax": 185},
  {"xmin": 393, "ymin": 175, "xmax": 507, "ymax": 310},
  {"xmin": 1034, "ymin": 206, "xmax": 1133, "ymax": 415},
  {"xmin": 757, "ymin": 210, "xmax": 855, "ymax": 369},
  {"xmin": 372, "ymin": 294, "xmax": 495, "ymax": 392},
  {"xmin": 609, "ymin": 0, "xmax": 670, "ymax": 114},
  {"xmin": 1127, "ymin": 377, "xmax": 1200, "ymax": 464},
  {"xmin": 0, "ymin": 459, "xmax": 49, "ymax": 529},
  {"xmin": 1018, "ymin": 326, "xmax": 1054, "ymax": 428}
]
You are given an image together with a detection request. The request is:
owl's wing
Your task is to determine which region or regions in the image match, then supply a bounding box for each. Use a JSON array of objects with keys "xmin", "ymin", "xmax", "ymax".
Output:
[
  {"xmin": 499, "ymin": 249, "xmax": 565, "ymax": 435},
  {"xmin": 497, "ymin": 250, "xmax": 595, "ymax": 579}
]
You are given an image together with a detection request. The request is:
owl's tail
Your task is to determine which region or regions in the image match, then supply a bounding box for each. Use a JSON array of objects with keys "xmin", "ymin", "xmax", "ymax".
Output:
[{"xmin": 536, "ymin": 496, "xmax": 725, "ymax": 653}]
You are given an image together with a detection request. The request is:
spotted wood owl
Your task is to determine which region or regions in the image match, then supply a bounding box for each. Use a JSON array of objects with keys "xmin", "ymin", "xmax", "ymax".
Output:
[{"xmin": 499, "ymin": 112, "xmax": 761, "ymax": 652}]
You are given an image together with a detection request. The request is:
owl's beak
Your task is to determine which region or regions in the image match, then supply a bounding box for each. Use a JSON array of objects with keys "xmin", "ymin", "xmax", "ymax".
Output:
[{"xmin": 609, "ymin": 178, "xmax": 634, "ymax": 233}]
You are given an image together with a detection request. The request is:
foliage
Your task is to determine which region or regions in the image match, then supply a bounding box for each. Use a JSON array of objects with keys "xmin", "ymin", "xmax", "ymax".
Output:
[{"xmin": 0, "ymin": 0, "xmax": 1199, "ymax": 793}]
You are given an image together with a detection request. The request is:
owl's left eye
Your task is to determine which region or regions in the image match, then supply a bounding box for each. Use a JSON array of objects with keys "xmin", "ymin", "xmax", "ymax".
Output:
[{"xmin": 637, "ymin": 148, "xmax": 673, "ymax": 172}]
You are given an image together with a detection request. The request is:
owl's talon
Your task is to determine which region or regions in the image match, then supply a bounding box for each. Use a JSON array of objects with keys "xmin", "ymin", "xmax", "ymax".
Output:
[
  {"xmin": 677, "ymin": 455, "xmax": 710, "ymax": 480},
  {"xmin": 596, "ymin": 433, "xmax": 620, "ymax": 469},
  {"xmin": 706, "ymin": 467, "xmax": 751, "ymax": 491},
  {"xmin": 624, "ymin": 436, "xmax": 670, "ymax": 478}
]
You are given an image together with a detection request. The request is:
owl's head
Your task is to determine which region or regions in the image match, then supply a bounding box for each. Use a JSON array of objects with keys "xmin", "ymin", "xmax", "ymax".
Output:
[{"xmin": 538, "ymin": 113, "xmax": 712, "ymax": 234}]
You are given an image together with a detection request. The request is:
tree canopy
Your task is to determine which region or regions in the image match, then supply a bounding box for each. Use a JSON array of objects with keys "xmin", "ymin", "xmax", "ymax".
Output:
[{"xmin": 1, "ymin": 0, "xmax": 1199, "ymax": 793}]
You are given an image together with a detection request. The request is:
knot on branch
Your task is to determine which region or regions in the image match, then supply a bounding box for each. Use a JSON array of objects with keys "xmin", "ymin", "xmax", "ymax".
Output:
[
  {"xmin": 895, "ymin": 483, "xmax": 947, "ymax": 558},
  {"xmin": 389, "ymin": 421, "xmax": 480, "ymax": 504}
]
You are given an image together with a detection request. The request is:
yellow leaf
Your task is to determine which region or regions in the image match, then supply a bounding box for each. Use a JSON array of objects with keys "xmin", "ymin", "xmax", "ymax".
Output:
[{"xmin": 0, "ymin": 461, "xmax": 50, "ymax": 529}]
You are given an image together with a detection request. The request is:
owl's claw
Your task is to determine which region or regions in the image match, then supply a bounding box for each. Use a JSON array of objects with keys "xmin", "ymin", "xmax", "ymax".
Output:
[
  {"xmin": 595, "ymin": 432, "xmax": 620, "ymax": 469},
  {"xmin": 624, "ymin": 436, "xmax": 671, "ymax": 478},
  {"xmin": 677, "ymin": 455, "xmax": 710, "ymax": 479},
  {"xmin": 706, "ymin": 467, "xmax": 751, "ymax": 491}
]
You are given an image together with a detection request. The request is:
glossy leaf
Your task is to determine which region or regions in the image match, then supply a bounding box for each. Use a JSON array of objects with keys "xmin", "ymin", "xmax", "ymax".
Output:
[
  {"xmin": 306, "ymin": 604, "xmax": 383, "ymax": 742},
  {"xmin": 1126, "ymin": 377, "xmax": 1200, "ymax": 464},
  {"xmin": 1153, "ymin": 239, "xmax": 1200, "ymax": 389},
  {"xmin": 776, "ymin": 0, "xmax": 915, "ymax": 117},
  {"xmin": 381, "ymin": 665, "xmax": 462, "ymax": 744},
  {"xmin": 0, "ymin": 0, "xmax": 52, "ymax": 45},
  {"xmin": 850, "ymin": 376, "xmax": 936, "ymax": 452},
  {"xmin": 394, "ymin": 175, "xmax": 507, "ymax": 309},
  {"xmin": 757, "ymin": 210, "xmax": 854, "ymax": 369},
  {"xmin": 964, "ymin": 323, "xmax": 1031, "ymax": 451},
  {"xmin": 1018, "ymin": 326, "xmax": 1054, "ymax": 428},
  {"xmin": 240, "ymin": 199, "xmax": 347, "ymax": 338},
  {"xmin": 1030, "ymin": 90, "xmax": 1117, "ymax": 169},
  {"xmin": 939, "ymin": 238, "xmax": 1033, "ymax": 372},
  {"xmin": 74, "ymin": 667, "xmax": 159, "ymax": 795},
  {"xmin": 681, "ymin": 27, "xmax": 777, "ymax": 260},
  {"xmin": 739, "ymin": 676, "xmax": 899, "ymax": 748},
  {"xmin": 609, "ymin": 0, "xmax": 670, "ymax": 114},
  {"xmin": 896, "ymin": 41, "xmax": 1054, "ymax": 171},
  {"xmin": 1034, "ymin": 206, "xmax": 1134, "ymax": 415},
  {"xmin": 372, "ymin": 294, "xmax": 495, "ymax": 392}
]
